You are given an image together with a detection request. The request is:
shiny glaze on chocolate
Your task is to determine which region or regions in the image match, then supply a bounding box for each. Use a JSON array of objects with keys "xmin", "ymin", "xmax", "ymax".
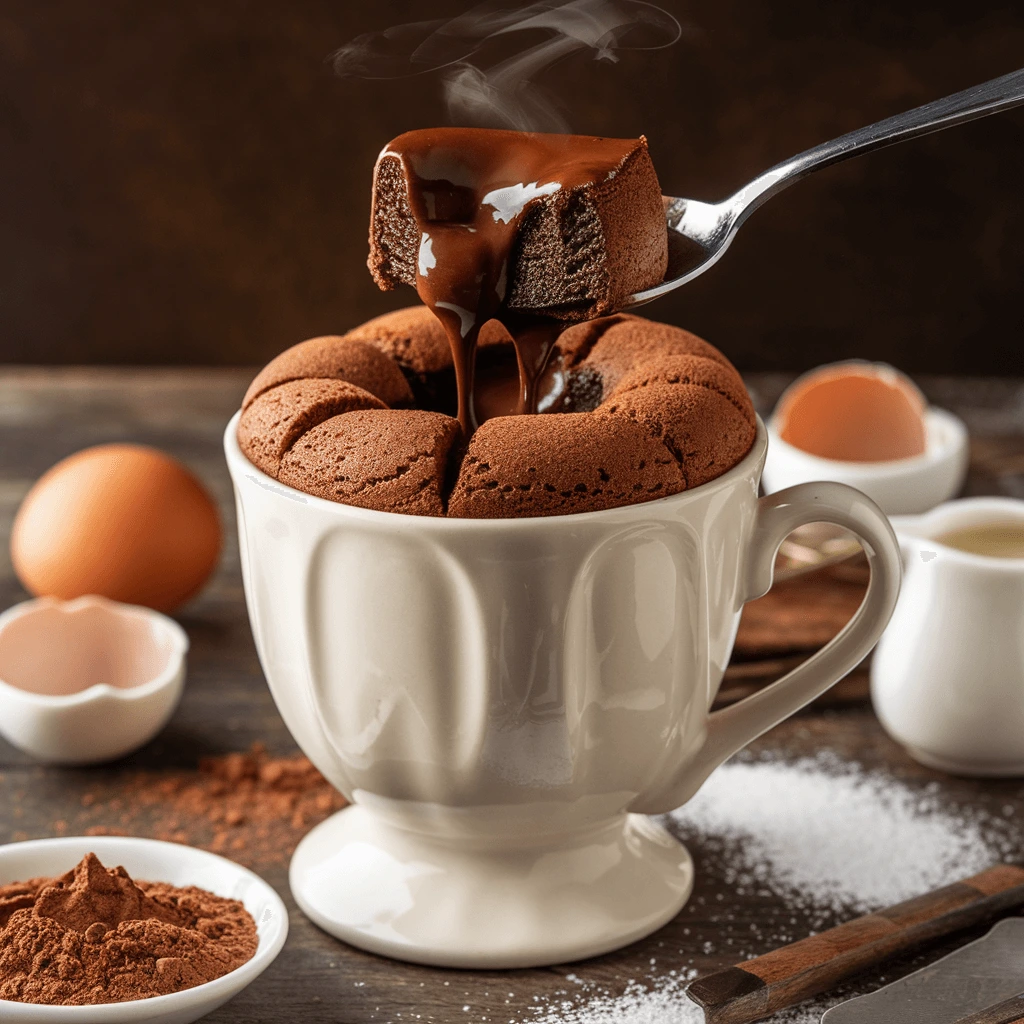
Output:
[{"xmin": 377, "ymin": 128, "xmax": 638, "ymax": 433}]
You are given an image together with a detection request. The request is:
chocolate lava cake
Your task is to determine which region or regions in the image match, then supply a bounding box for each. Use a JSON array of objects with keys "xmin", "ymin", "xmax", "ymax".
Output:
[
  {"xmin": 238, "ymin": 129, "xmax": 753, "ymax": 516},
  {"xmin": 369, "ymin": 130, "xmax": 668, "ymax": 321},
  {"xmin": 237, "ymin": 309, "xmax": 756, "ymax": 518}
]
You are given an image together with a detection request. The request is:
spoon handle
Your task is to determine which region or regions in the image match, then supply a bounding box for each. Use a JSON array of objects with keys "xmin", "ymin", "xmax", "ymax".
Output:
[{"xmin": 733, "ymin": 66, "xmax": 1024, "ymax": 221}]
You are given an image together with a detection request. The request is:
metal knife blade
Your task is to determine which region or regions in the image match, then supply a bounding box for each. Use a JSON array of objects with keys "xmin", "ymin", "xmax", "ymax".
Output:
[{"xmin": 821, "ymin": 917, "xmax": 1024, "ymax": 1024}]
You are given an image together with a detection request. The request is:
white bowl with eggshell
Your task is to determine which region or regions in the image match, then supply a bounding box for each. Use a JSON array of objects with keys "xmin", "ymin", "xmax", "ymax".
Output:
[
  {"xmin": 762, "ymin": 361, "xmax": 969, "ymax": 516},
  {"xmin": 0, "ymin": 596, "xmax": 188, "ymax": 764}
]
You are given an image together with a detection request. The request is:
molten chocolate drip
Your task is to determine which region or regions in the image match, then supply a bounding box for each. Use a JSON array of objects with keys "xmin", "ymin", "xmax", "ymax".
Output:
[
  {"xmin": 472, "ymin": 343, "xmax": 566, "ymax": 423},
  {"xmin": 374, "ymin": 128, "xmax": 641, "ymax": 434}
]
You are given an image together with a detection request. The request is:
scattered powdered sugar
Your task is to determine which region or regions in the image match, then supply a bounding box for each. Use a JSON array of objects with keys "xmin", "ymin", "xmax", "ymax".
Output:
[
  {"xmin": 515, "ymin": 972, "xmax": 828, "ymax": 1024},
  {"xmin": 514, "ymin": 753, "xmax": 1015, "ymax": 1024},
  {"xmin": 670, "ymin": 752, "xmax": 1015, "ymax": 915},
  {"xmin": 520, "ymin": 975, "xmax": 703, "ymax": 1024}
]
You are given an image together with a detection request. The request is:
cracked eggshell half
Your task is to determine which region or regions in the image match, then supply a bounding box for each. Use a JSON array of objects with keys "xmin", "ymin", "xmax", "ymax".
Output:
[
  {"xmin": 0, "ymin": 596, "xmax": 187, "ymax": 764},
  {"xmin": 763, "ymin": 361, "xmax": 968, "ymax": 516}
]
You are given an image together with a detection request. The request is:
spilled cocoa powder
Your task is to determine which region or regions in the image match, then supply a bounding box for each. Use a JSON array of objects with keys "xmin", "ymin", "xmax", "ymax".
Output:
[
  {"xmin": 0, "ymin": 853, "xmax": 257, "ymax": 1005},
  {"xmin": 75, "ymin": 745, "xmax": 347, "ymax": 869}
]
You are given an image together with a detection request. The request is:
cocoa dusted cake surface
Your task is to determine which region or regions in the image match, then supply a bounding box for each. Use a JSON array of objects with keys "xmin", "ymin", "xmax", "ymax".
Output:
[
  {"xmin": 447, "ymin": 414, "xmax": 684, "ymax": 518},
  {"xmin": 242, "ymin": 335, "xmax": 413, "ymax": 410},
  {"xmin": 280, "ymin": 409, "xmax": 460, "ymax": 517},
  {"xmin": 237, "ymin": 309, "xmax": 756, "ymax": 518}
]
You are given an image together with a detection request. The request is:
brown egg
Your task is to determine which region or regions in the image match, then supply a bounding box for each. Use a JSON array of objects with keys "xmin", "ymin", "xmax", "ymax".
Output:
[
  {"xmin": 775, "ymin": 362, "xmax": 927, "ymax": 462},
  {"xmin": 11, "ymin": 445, "xmax": 221, "ymax": 612}
]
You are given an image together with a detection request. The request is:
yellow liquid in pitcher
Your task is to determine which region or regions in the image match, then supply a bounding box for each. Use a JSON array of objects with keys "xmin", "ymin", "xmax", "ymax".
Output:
[{"xmin": 936, "ymin": 522, "xmax": 1024, "ymax": 558}]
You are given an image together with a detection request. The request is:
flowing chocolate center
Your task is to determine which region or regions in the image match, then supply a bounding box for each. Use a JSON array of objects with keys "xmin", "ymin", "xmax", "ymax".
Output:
[{"xmin": 379, "ymin": 128, "xmax": 637, "ymax": 434}]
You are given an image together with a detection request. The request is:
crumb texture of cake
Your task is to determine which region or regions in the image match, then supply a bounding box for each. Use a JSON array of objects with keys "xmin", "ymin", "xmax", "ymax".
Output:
[
  {"xmin": 367, "ymin": 151, "xmax": 419, "ymax": 294},
  {"xmin": 369, "ymin": 130, "xmax": 667, "ymax": 321},
  {"xmin": 236, "ymin": 308, "xmax": 756, "ymax": 518},
  {"xmin": 506, "ymin": 137, "xmax": 667, "ymax": 317},
  {"xmin": 280, "ymin": 408, "xmax": 460, "ymax": 517}
]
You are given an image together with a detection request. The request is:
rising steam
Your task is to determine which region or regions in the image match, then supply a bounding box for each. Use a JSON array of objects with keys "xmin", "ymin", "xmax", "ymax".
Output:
[{"xmin": 331, "ymin": 0, "xmax": 683, "ymax": 133}]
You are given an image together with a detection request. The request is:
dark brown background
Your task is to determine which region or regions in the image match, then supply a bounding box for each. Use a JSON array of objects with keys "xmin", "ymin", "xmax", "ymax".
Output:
[{"xmin": 1, "ymin": 0, "xmax": 1022, "ymax": 372}]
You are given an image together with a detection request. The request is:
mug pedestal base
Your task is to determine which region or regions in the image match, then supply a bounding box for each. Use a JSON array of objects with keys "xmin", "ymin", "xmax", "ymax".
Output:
[{"xmin": 289, "ymin": 804, "xmax": 693, "ymax": 969}]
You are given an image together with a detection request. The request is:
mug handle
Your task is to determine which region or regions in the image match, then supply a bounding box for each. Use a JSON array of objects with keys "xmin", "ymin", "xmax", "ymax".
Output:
[{"xmin": 636, "ymin": 480, "xmax": 902, "ymax": 814}]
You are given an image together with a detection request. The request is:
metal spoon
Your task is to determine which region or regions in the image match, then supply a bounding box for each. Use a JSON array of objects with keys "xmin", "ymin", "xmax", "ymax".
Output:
[{"xmin": 625, "ymin": 66, "xmax": 1024, "ymax": 307}]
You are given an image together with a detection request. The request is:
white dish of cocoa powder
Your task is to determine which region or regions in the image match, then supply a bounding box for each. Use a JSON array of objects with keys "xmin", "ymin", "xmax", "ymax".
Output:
[{"xmin": 0, "ymin": 835, "xmax": 288, "ymax": 1023}]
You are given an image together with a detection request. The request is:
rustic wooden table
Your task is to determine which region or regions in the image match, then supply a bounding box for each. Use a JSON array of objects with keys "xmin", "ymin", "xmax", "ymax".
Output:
[{"xmin": 0, "ymin": 368, "xmax": 1021, "ymax": 1024}]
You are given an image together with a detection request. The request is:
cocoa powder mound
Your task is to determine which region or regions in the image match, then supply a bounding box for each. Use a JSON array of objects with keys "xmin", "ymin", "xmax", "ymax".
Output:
[
  {"xmin": 78, "ymin": 745, "xmax": 347, "ymax": 868},
  {"xmin": 0, "ymin": 853, "xmax": 257, "ymax": 1005}
]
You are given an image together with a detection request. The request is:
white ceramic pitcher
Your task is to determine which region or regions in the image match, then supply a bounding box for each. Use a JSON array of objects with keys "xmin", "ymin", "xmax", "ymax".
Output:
[
  {"xmin": 225, "ymin": 415, "xmax": 901, "ymax": 968},
  {"xmin": 873, "ymin": 497, "xmax": 1024, "ymax": 776}
]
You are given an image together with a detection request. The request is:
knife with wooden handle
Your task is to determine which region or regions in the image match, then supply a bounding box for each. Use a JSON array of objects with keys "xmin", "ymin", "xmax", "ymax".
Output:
[
  {"xmin": 686, "ymin": 863, "xmax": 1024, "ymax": 1024},
  {"xmin": 953, "ymin": 995, "xmax": 1024, "ymax": 1024}
]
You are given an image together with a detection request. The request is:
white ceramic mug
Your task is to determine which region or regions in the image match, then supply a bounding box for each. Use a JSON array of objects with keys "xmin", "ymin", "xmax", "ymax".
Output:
[
  {"xmin": 872, "ymin": 497, "xmax": 1024, "ymax": 776},
  {"xmin": 225, "ymin": 414, "xmax": 900, "ymax": 968}
]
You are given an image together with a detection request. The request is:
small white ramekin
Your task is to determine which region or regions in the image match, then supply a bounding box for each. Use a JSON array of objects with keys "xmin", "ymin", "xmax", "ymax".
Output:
[
  {"xmin": 763, "ymin": 406, "xmax": 969, "ymax": 516},
  {"xmin": 0, "ymin": 596, "xmax": 188, "ymax": 764}
]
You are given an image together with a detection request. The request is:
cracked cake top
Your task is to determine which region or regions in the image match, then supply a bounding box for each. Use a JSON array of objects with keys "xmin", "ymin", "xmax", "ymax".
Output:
[{"xmin": 236, "ymin": 308, "xmax": 756, "ymax": 518}]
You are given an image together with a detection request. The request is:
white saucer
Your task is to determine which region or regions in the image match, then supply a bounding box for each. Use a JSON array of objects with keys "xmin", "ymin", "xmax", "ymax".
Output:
[{"xmin": 0, "ymin": 836, "xmax": 288, "ymax": 1023}]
